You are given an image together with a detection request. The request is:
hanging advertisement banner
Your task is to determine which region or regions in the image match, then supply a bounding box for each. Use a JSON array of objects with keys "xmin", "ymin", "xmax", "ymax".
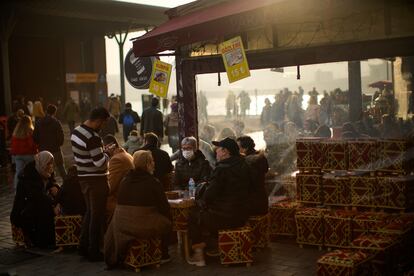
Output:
[
  {"xmin": 148, "ymin": 60, "xmax": 172, "ymax": 98},
  {"xmin": 219, "ymin": 36, "xmax": 250, "ymax": 83}
]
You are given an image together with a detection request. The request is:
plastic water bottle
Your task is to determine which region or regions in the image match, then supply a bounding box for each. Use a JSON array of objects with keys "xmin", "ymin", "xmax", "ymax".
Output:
[{"xmin": 188, "ymin": 178, "xmax": 196, "ymax": 198}]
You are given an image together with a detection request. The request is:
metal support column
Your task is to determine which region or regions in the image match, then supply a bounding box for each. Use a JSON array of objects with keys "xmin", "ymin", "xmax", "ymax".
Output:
[
  {"xmin": 0, "ymin": 8, "xmax": 16, "ymax": 115},
  {"xmin": 348, "ymin": 61, "xmax": 363, "ymax": 122},
  {"xmin": 113, "ymin": 30, "xmax": 129, "ymax": 108}
]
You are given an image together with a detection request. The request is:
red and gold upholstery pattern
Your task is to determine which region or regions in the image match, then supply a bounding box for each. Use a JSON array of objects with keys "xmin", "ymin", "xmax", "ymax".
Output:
[
  {"xmin": 269, "ymin": 201, "xmax": 299, "ymax": 237},
  {"xmin": 218, "ymin": 226, "xmax": 253, "ymax": 265},
  {"xmin": 350, "ymin": 176, "xmax": 377, "ymax": 208},
  {"xmin": 295, "ymin": 208, "xmax": 327, "ymax": 246},
  {"xmin": 124, "ymin": 239, "xmax": 162, "ymax": 271},
  {"xmin": 296, "ymin": 138, "xmax": 324, "ymax": 172},
  {"xmin": 352, "ymin": 212, "xmax": 389, "ymax": 239},
  {"xmin": 169, "ymin": 199, "xmax": 195, "ymax": 232},
  {"xmin": 55, "ymin": 215, "xmax": 82, "ymax": 246},
  {"xmin": 11, "ymin": 224, "xmax": 25, "ymax": 246},
  {"xmin": 247, "ymin": 214, "xmax": 270, "ymax": 248},
  {"xmin": 296, "ymin": 173, "xmax": 322, "ymax": 205},
  {"xmin": 317, "ymin": 249, "xmax": 371, "ymax": 276},
  {"xmin": 322, "ymin": 174, "xmax": 350, "ymax": 207},
  {"xmin": 324, "ymin": 210, "xmax": 355, "ymax": 248},
  {"xmin": 377, "ymin": 176, "xmax": 414, "ymax": 210},
  {"xmin": 378, "ymin": 139, "xmax": 409, "ymax": 175},
  {"xmin": 350, "ymin": 233, "xmax": 397, "ymax": 252},
  {"xmin": 322, "ymin": 140, "xmax": 348, "ymax": 171},
  {"xmin": 348, "ymin": 139, "xmax": 378, "ymax": 172},
  {"xmin": 377, "ymin": 213, "xmax": 414, "ymax": 235}
]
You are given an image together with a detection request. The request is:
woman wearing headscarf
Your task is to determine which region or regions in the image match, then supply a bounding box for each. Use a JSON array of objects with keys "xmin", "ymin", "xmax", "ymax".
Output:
[
  {"xmin": 10, "ymin": 151, "xmax": 59, "ymax": 248},
  {"xmin": 104, "ymin": 150, "xmax": 172, "ymax": 269}
]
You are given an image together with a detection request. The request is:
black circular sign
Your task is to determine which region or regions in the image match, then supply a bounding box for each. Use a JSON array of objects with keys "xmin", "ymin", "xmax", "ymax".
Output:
[{"xmin": 124, "ymin": 49, "xmax": 156, "ymax": 89}]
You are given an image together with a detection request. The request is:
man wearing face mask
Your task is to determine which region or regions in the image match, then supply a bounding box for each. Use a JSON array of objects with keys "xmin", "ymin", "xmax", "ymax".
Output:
[
  {"xmin": 174, "ymin": 136, "xmax": 211, "ymax": 190},
  {"xmin": 71, "ymin": 107, "xmax": 111, "ymax": 262},
  {"xmin": 187, "ymin": 137, "xmax": 251, "ymax": 267}
]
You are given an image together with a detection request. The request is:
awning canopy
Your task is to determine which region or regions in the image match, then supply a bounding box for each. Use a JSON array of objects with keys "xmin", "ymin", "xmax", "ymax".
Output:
[{"xmin": 132, "ymin": 0, "xmax": 280, "ymax": 56}]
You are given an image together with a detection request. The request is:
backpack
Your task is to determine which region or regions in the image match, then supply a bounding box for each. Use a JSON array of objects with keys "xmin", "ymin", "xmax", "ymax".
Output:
[{"xmin": 122, "ymin": 113, "xmax": 135, "ymax": 127}]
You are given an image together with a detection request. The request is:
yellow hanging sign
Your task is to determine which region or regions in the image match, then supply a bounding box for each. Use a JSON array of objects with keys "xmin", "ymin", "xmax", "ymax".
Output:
[
  {"xmin": 219, "ymin": 36, "xmax": 250, "ymax": 83},
  {"xmin": 149, "ymin": 59, "xmax": 172, "ymax": 98}
]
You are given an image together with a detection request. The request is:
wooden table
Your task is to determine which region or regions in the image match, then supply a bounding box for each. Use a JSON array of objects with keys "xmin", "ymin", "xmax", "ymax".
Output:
[{"xmin": 168, "ymin": 198, "xmax": 195, "ymax": 260}]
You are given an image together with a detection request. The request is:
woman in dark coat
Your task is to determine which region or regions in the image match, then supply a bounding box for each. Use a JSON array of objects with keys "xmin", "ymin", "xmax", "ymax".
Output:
[
  {"xmin": 237, "ymin": 136, "xmax": 269, "ymax": 216},
  {"xmin": 10, "ymin": 151, "xmax": 59, "ymax": 248}
]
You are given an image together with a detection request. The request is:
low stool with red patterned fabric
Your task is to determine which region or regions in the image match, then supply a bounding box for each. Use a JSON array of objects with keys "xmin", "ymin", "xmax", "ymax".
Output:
[
  {"xmin": 324, "ymin": 210, "xmax": 355, "ymax": 249},
  {"xmin": 348, "ymin": 139, "xmax": 379, "ymax": 172},
  {"xmin": 352, "ymin": 212, "xmax": 389, "ymax": 240},
  {"xmin": 316, "ymin": 249, "xmax": 372, "ymax": 276},
  {"xmin": 296, "ymin": 138, "xmax": 325, "ymax": 173},
  {"xmin": 269, "ymin": 201, "xmax": 300, "ymax": 239},
  {"xmin": 54, "ymin": 215, "xmax": 82, "ymax": 247},
  {"xmin": 378, "ymin": 139, "xmax": 410, "ymax": 175},
  {"xmin": 124, "ymin": 238, "xmax": 162, "ymax": 272},
  {"xmin": 350, "ymin": 176, "xmax": 378, "ymax": 208},
  {"xmin": 218, "ymin": 226, "xmax": 253, "ymax": 266},
  {"xmin": 322, "ymin": 140, "xmax": 348, "ymax": 172},
  {"xmin": 322, "ymin": 174, "xmax": 351, "ymax": 208},
  {"xmin": 295, "ymin": 208, "xmax": 328, "ymax": 249},
  {"xmin": 296, "ymin": 173, "xmax": 322, "ymax": 206},
  {"xmin": 11, "ymin": 224, "xmax": 26, "ymax": 247},
  {"xmin": 351, "ymin": 233, "xmax": 399, "ymax": 275},
  {"xmin": 377, "ymin": 176, "xmax": 414, "ymax": 211},
  {"xmin": 247, "ymin": 213, "xmax": 270, "ymax": 249}
]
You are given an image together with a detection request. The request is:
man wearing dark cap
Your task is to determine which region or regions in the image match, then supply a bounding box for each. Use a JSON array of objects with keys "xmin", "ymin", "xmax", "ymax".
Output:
[
  {"xmin": 140, "ymin": 97, "xmax": 164, "ymax": 140},
  {"xmin": 187, "ymin": 137, "xmax": 251, "ymax": 267}
]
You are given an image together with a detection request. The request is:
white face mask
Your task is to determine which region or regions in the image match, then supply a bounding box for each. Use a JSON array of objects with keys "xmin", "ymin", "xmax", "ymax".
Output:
[
  {"xmin": 129, "ymin": 136, "xmax": 139, "ymax": 142},
  {"xmin": 182, "ymin": 150, "xmax": 195, "ymax": 160}
]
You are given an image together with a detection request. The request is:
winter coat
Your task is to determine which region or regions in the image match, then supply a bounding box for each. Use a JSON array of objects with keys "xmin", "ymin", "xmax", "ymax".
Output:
[
  {"xmin": 140, "ymin": 107, "xmax": 163, "ymax": 138},
  {"xmin": 33, "ymin": 115, "xmax": 64, "ymax": 153},
  {"xmin": 63, "ymin": 101, "xmax": 80, "ymax": 122},
  {"xmin": 164, "ymin": 112, "xmax": 179, "ymax": 149},
  {"xmin": 118, "ymin": 109, "xmax": 140, "ymax": 128},
  {"xmin": 244, "ymin": 150, "xmax": 269, "ymax": 216},
  {"xmin": 139, "ymin": 144, "xmax": 173, "ymax": 180},
  {"xmin": 10, "ymin": 134, "xmax": 38, "ymax": 156},
  {"xmin": 56, "ymin": 173, "xmax": 85, "ymax": 216},
  {"xmin": 107, "ymin": 148, "xmax": 134, "ymax": 222},
  {"xmin": 10, "ymin": 161, "xmax": 57, "ymax": 247},
  {"xmin": 174, "ymin": 150, "xmax": 211, "ymax": 190},
  {"xmin": 202, "ymin": 155, "xmax": 250, "ymax": 222},
  {"xmin": 100, "ymin": 115, "xmax": 119, "ymax": 138}
]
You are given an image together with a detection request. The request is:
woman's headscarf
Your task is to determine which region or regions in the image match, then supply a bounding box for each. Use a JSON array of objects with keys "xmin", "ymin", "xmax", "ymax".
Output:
[{"xmin": 34, "ymin": 151, "xmax": 54, "ymax": 178}]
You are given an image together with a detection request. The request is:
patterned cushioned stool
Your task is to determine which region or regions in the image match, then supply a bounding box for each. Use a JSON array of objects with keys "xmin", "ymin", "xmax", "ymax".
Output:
[
  {"xmin": 351, "ymin": 233, "xmax": 398, "ymax": 275},
  {"xmin": 379, "ymin": 139, "xmax": 410, "ymax": 175},
  {"xmin": 352, "ymin": 212, "xmax": 389, "ymax": 239},
  {"xmin": 247, "ymin": 214, "xmax": 270, "ymax": 249},
  {"xmin": 322, "ymin": 140, "xmax": 348, "ymax": 172},
  {"xmin": 348, "ymin": 139, "xmax": 379, "ymax": 172},
  {"xmin": 218, "ymin": 226, "xmax": 253, "ymax": 266},
  {"xmin": 11, "ymin": 224, "xmax": 25, "ymax": 246},
  {"xmin": 350, "ymin": 176, "xmax": 378, "ymax": 208},
  {"xmin": 295, "ymin": 208, "xmax": 328, "ymax": 249},
  {"xmin": 322, "ymin": 174, "xmax": 350, "ymax": 208},
  {"xmin": 55, "ymin": 215, "xmax": 82, "ymax": 246},
  {"xmin": 377, "ymin": 176, "xmax": 414, "ymax": 210},
  {"xmin": 317, "ymin": 249, "xmax": 371, "ymax": 276},
  {"xmin": 296, "ymin": 173, "xmax": 322, "ymax": 205},
  {"xmin": 269, "ymin": 201, "xmax": 299, "ymax": 238},
  {"xmin": 324, "ymin": 210, "xmax": 355, "ymax": 249},
  {"xmin": 124, "ymin": 239, "xmax": 162, "ymax": 272},
  {"xmin": 296, "ymin": 138, "xmax": 325, "ymax": 173}
]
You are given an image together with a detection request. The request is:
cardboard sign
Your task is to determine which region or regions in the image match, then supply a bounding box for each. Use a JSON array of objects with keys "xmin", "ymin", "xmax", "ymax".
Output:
[
  {"xmin": 149, "ymin": 59, "xmax": 172, "ymax": 98},
  {"xmin": 219, "ymin": 36, "xmax": 250, "ymax": 83}
]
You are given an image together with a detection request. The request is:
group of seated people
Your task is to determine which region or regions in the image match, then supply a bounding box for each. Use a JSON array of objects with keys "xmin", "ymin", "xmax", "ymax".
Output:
[{"xmin": 10, "ymin": 126, "xmax": 269, "ymax": 269}]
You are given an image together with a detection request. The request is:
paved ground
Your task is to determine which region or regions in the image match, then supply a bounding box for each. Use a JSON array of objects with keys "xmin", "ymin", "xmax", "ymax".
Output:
[{"xmin": 0, "ymin": 126, "xmax": 325, "ymax": 275}]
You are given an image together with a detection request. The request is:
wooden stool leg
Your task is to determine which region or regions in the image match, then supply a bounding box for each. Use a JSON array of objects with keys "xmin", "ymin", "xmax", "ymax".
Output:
[{"xmin": 183, "ymin": 232, "xmax": 191, "ymax": 260}]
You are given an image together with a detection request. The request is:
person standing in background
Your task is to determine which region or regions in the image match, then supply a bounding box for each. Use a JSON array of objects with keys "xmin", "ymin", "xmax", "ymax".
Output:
[
  {"xmin": 164, "ymin": 102, "xmax": 179, "ymax": 153},
  {"xmin": 32, "ymin": 97, "xmax": 45, "ymax": 123},
  {"xmin": 63, "ymin": 97, "xmax": 80, "ymax": 134},
  {"xmin": 140, "ymin": 97, "xmax": 164, "ymax": 140},
  {"xmin": 33, "ymin": 104, "xmax": 66, "ymax": 179},
  {"xmin": 119, "ymin": 102, "xmax": 140, "ymax": 142}
]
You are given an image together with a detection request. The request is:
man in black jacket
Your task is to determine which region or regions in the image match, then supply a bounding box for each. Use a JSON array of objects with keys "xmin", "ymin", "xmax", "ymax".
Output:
[
  {"xmin": 140, "ymin": 97, "xmax": 164, "ymax": 140},
  {"xmin": 119, "ymin": 102, "xmax": 140, "ymax": 142},
  {"xmin": 33, "ymin": 104, "xmax": 66, "ymax": 178},
  {"xmin": 139, "ymin": 132, "xmax": 173, "ymax": 189},
  {"xmin": 187, "ymin": 137, "xmax": 251, "ymax": 267}
]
